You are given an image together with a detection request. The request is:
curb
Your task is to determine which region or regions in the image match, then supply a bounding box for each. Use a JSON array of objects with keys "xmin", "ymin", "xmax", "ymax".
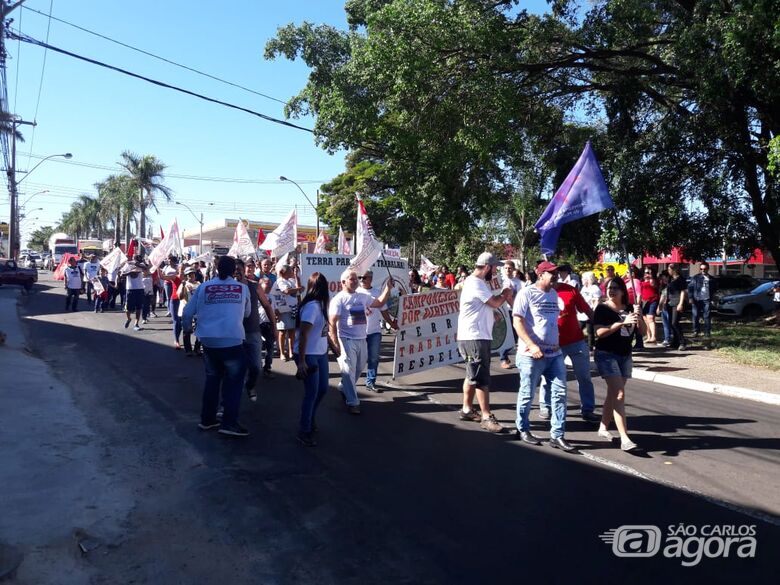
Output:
[{"xmin": 632, "ymin": 367, "xmax": 780, "ymax": 406}]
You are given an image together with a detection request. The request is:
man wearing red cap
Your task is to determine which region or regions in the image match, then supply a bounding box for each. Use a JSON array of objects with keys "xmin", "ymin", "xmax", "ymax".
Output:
[{"xmin": 512, "ymin": 261, "xmax": 576, "ymax": 452}]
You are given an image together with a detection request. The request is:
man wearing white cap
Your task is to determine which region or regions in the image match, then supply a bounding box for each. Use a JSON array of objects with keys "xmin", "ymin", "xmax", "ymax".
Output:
[{"xmin": 456, "ymin": 252, "xmax": 513, "ymax": 433}]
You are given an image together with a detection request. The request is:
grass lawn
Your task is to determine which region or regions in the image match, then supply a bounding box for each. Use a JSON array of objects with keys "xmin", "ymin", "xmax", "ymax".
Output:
[{"xmin": 711, "ymin": 320, "xmax": 780, "ymax": 371}]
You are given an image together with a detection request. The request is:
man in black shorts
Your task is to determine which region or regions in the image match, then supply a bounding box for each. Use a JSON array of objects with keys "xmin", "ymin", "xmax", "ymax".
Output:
[{"xmin": 124, "ymin": 258, "xmax": 146, "ymax": 331}]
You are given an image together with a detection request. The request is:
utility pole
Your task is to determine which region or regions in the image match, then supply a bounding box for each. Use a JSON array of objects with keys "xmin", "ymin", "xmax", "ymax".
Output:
[
  {"xmin": 7, "ymin": 117, "xmax": 35, "ymax": 258},
  {"xmin": 3, "ymin": 1, "xmax": 33, "ymax": 259}
]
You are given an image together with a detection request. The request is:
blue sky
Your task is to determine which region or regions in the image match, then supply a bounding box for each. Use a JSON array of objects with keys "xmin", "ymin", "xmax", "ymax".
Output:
[{"xmin": 4, "ymin": 0, "xmax": 550, "ymax": 247}]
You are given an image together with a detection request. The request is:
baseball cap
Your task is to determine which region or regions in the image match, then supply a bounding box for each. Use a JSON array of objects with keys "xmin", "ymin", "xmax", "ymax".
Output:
[
  {"xmin": 476, "ymin": 252, "xmax": 500, "ymax": 267},
  {"xmin": 184, "ymin": 267, "xmax": 197, "ymax": 275},
  {"xmin": 535, "ymin": 261, "xmax": 559, "ymax": 275}
]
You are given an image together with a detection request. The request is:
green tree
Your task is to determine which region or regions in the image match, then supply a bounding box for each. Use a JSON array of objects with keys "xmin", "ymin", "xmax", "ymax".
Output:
[
  {"xmin": 119, "ymin": 152, "xmax": 172, "ymax": 240},
  {"xmin": 267, "ymin": 0, "xmax": 780, "ymax": 269},
  {"xmin": 28, "ymin": 225, "xmax": 55, "ymax": 251},
  {"xmin": 96, "ymin": 174, "xmax": 138, "ymax": 246}
]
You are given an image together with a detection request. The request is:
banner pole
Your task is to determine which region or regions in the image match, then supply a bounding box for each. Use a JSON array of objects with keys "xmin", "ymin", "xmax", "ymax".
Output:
[{"xmin": 612, "ymin": 209, "xmax": 638, "ymax": 306}]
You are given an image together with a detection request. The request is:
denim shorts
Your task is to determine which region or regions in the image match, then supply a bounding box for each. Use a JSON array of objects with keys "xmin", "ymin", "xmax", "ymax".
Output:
[
  {"xmin": 642, "ymin": 300, "xmax": 658, "ymax": 316},
  {"xmin": 594, "ymin": 350, "xmax": 633, "ymax": 379}
]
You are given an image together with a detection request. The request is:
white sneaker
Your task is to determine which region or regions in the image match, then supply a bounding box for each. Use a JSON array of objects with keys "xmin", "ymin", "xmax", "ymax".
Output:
[{"xmin": 597, "ymin": 428, "xmax": 615, "ymax": 441}]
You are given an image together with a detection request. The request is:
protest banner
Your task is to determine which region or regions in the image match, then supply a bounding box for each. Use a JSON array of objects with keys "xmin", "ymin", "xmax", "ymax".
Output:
[
  {"xmin": 300, "ymin": 254, "xmax": 410, "ymax": 321},
  {"xmin": 392, "ymin": 277, "xmax": 514, "ymax": 379}
]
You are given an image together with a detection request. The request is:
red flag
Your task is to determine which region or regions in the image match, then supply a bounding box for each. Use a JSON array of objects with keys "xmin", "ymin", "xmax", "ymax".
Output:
[
  {"xmin": 160, "ymin": 226, "xmax": 165, "ymax": 239},
  {"xmin": 256, "ymin": 228, "xmax": 266, "ymax": 248},
  {"xmin": 127, "ymin": 238, "xmax": 137, "ymax": 260}
]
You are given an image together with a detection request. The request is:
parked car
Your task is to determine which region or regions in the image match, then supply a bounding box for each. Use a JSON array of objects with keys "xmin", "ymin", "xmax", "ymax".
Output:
[
  {"xmin": 0, "ymin": 258, "xmax": 38, "ymax": 291},
  {"xmin": 21, "ymin": 253, "xmax": 43, "ymax": 269},
  {"xmin": 714, "ymin": 274, "xmax": 760, "ymax": 298},
  {"xmin": 715, "ymin": 280, "xmax": 779, "ymax": 319}
]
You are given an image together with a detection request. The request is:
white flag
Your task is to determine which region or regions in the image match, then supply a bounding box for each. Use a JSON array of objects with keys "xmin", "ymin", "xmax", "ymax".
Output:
[
  {"xmin": 100, "ymin": 247, "xmax": 127, "ymax": 274},
  {"xmin": 355, "ymin": 197, "xmax": 376, "ymax": 255},
  {"xmin": 314, "ymin": 231, "xmax": 331, "ymax": 254},
  {"xmin": 148, "ymin": 218, "xmax": 182, "ymax": 269},
  {"xmin": 337, "ymin": 226, "xmax": 351, "ymax": 255},
  {"xmin": 419, "ymin": 255, "xmax": 438, "ymax": 275},
  {"xmin": 227, "ymin": 219, "xmax": 257, "ymax": 259},
  {"xmin": 258, "ymin": 209, "xmax": 297, "ymax": 257},
  {"xmin": 350, "ymin": 198, "xmax": 384, "ymax": 275}
]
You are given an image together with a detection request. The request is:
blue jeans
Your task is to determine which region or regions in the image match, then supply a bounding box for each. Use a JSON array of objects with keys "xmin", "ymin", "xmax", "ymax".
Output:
[
  {"xmin": 171, "ymin": 299, "xmax": 182, "ymax": 343},
  {"xmin": 243, "ymin": 331, "xmax": 262, "ymax": 390},
  {"xmin": 691, "ymin": 299, "xmax": 711, "ymax": 335},
  {"xmin": 297, "ymin": 353, "xmax": 330, "ymax": 433},
  {"xmin": 365, "ymin": 332, "xmax": 382, "ymax": 385},
  {"xmin": 201, "ymin": 344, "xmax": 247, "ymax": 428},
  {"xmin": 260, "ymin": 322, "xmax": 274, "ymax": 370},
  {"xmin": 516, "ymin": 354, "xmax": 567, "ymax": 439},
  {"xmin": 541, "ymin": 339, "xmax": 595, "ymax": 414},
  {"xmin": 661, "ymin": 306, "xmax": 671, "ymax": 343}
]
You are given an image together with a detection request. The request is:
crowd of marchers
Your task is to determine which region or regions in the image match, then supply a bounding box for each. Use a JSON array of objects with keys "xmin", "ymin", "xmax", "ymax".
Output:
[{"xmin": 58, "ymin": 248, "xmax": 726, "ymax": 450}]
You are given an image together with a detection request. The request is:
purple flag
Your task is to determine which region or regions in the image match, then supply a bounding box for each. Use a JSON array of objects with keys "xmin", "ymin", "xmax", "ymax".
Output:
[{"xmin": 534, "ymin": 142, "xmax": 614, "ymax": 255}]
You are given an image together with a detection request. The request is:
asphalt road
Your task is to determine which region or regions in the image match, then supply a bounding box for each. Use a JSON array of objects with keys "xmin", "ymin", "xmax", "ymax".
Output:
[{"xmin": 8, "ymin": 274, "xmax": 780, "ymax": 584}]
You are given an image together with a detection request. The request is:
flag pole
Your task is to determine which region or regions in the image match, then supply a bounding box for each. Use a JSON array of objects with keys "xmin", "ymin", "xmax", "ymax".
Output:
[{"xmin": 612, "ymin": 208, "xmax": 638, "ymax": 308}]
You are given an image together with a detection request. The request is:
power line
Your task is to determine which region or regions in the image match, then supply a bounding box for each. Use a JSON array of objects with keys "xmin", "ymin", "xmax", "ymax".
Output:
[
  {"xmin": 24, "ymin": 0, "xmax": 55, "ymax": 173},
  {"xmin": 8, "ymin": 30, "xmax": 313, "ymax": 133},
  {"xmin": 21, "ymin": 153, "xmax": 328, "ymax": 184},
  {"xmin": 20, "ymin": 4, "xmax": 288, "ymax": 106}
]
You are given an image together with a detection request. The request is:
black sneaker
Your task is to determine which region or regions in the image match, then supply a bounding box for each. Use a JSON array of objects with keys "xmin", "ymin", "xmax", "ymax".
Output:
[
  {"xmin": 459, "ymin": 407, "xmax": 482, "ymax": 422},
  {"xmin": 219, "ymin": 424, "xmax": 250, "ymax": 437},
  {"xmin": 365, "ymin": 382, "xmax": 383, "ymax": 393},
  {"xmin": 198, "ymin": 421, "xmax": 220, "ymax": 431},
  {"xmin": 297, "ymin": 431, "xmax": 317, "ymax": 447},
  {"xmin": 263, "ymin": 368, "xmax": 275, "ymax": 380},
  {"xmin": 247, "ymin": 388, "xmax": 258, "ymax": 402}
]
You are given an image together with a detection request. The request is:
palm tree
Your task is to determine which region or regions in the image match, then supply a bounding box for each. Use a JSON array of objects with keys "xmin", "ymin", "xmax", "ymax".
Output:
[
  {"xmin": 96, "ymin": 174, "xmax": 138, "ymax": 246},
  {"xmin": 59, "ymin": 195, "xmax": 105, "ymax": 239},
  {"xmin": 119, "ymin": 151, "xmax": 173, "ymax": 239},
  {"xmin": 0, "ymin": 110, "xmax": 24, "ymax": 142}
]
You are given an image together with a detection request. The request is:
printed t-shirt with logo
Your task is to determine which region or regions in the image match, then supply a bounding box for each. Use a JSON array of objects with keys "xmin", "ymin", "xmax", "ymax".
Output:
[
  {"xmin": 329, "ymin": 290, "xmax": 373, "ymax": 339},
  {"xmin": 270, "ymin": 280, "xmax": 290, "ymax": 314},
  {"xmin": 554, "ymin": 282, "xmax": 591, "ymax": 347},
  {"xmin": 277, "ymin": 277, "xmax": 299, "ymax": 312},
  {"xmin": 512, "ymin": 285, "xmax": 562, "ymax": 357},
  {"xmin": 295, "ymin": 301, "xmax": 329, "ymax": 355},
  {"xmin": 456, "ymin": 275, "xmax": 496, "ymax": 341},
  {"xmin": 694, "ymin": 275, "xmax": 711, "ymax": 301},
  {"xmin": 357, "ymin": 285, "xmax": 386, "ymax": 335}
]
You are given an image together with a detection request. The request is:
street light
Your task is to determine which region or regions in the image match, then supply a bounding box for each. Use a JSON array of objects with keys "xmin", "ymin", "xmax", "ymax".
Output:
[
  {"xmin": 175, "ymin": 201, "xmax": 204, "ymax": 254},
  {"xmin": 280, "ymin": 176, "xmax": 320, "ymax": 234},
  {"xmin": 9, "ymin": 151, "xmax": 72, "ymax": 259},
  {"xmin": 20, "ymin": 189, "xmax": 50, "ymax": 208},
  {"xmin": 17, "ymin": 153, "xmax": 73, "ymax": 185}
]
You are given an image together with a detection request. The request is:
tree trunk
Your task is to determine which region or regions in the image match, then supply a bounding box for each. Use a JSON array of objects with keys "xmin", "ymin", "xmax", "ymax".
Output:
[
  {"xmin": 115, "ymin": 211, "xmax": 121, "ymax": 247},
  {"xmin": 139, "ymin": 189, "xmax": 147, "ymax": 240}
]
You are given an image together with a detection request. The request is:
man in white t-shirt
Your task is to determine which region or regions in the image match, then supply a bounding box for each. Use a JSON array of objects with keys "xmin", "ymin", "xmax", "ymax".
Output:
[
  {"xmin": 83, "ymin": 254, "xmax": 102, "ymax": 302},
  {"xmin": 357, "ymin": 269, "xmax": 398, "ymax": 392},
  {"xmin": 456, "ymin": 252, "xmax": 513, "ymax": 433},
  {"xmin": 328, "ymin": 268, "xmax": 393, "ymax": 414},
  {"xmin": 513, "ymin": 261, "xmax": 575, "ymax": 453},
  {"xmin": 123, "ymin": 258, "xmax": 147, "ymax": 331}
]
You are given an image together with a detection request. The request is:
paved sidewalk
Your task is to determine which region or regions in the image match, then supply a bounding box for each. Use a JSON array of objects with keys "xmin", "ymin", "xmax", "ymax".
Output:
[{"xmin": 629, "ymin": 341, "xmax": 780, "ymax": 404}]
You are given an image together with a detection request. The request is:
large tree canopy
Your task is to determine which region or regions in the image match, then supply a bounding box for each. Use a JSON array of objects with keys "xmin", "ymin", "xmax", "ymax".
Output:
[{"xmin": 266, "ymin": 0, "xmax": 779, "ymax": 268}]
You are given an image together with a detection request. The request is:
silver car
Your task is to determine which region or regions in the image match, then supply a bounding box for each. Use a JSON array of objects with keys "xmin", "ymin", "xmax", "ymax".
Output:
[{"xmin": 715, "ymin": 280, "xmax": 779, "ymax": 319}]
